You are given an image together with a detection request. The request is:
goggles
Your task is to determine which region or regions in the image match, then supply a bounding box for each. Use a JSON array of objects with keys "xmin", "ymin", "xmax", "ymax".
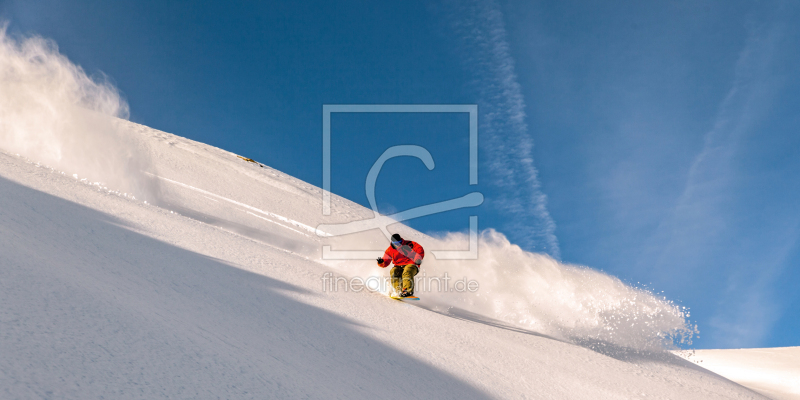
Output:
[{"xmin": 391, "ymin": 240, "xmax": 402, "ymax": 246}]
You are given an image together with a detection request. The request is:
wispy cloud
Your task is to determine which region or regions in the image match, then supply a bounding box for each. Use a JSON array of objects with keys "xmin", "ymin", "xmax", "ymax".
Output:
[
  {"xmin": 444, "ymin": 0, "xmax": 560, "ymax": 258},
  {"xmin": 643, "ymin": 19, "xmax": 798, "ymax": 347}
]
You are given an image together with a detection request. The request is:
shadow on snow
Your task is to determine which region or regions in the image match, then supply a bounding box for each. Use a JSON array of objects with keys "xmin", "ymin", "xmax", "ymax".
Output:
[{"xmin": 0, "ymin": 176, "xmax": 491, "ymax": 399}]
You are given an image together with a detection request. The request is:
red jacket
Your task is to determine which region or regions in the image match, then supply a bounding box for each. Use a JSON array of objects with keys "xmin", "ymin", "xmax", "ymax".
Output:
[{"xmin": 379, "ymin": 240, "xmax": 424, "ymax": 267}]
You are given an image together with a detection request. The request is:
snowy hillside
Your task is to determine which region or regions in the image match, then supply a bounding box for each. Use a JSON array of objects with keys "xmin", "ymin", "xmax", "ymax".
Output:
[
  {"xmin": 676, "ymin": 347, "xmax": 800, "ymax": 400},
  {"xmin": 0, "ymin": 118, "xmax": 773, "ymax": 399}
]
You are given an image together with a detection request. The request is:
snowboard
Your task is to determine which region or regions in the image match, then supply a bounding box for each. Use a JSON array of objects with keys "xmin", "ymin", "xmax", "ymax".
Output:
[{"xmin": 390, "ymin": 295, "xmax": 420, "ymax": 301}]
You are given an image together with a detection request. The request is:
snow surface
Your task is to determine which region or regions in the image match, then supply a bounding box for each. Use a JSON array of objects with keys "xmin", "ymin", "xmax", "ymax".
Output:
[
  {"xmin": 0, "ymin": 119, "xmax": 772, "ymax": 399},
  {"xmin": 676, "ymin": 347, "xmax": 800, "ymax": 400}
]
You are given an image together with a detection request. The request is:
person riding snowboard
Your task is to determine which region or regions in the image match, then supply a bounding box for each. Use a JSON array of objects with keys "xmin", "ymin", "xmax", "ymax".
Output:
[{"xmin": 377, "ymin": 234, "xmax": 424, "ymax": 297}]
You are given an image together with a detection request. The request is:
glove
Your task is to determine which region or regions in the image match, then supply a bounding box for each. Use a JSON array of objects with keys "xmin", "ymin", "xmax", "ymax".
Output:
[
  {"xmin": 414, "ymin": 259, "xmax": 422, "ymax": 266},
  {"xmin": 377, "ymin": 257, "xmax": 385, "ymax": 265}
]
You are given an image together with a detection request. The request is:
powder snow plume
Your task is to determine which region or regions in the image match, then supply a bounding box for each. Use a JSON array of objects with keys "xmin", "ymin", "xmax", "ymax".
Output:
[
  {"xmin": 322, "ymin": 228, "xmax": 696, "ymax": 352},
  {"xmin": 0, "ymin": 24, "xmax": 158, "ymax": 200}
]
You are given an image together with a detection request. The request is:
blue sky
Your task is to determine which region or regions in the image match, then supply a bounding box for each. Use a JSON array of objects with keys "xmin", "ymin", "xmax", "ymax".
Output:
[{"xmin": 2, "ymin": 0, "xmax": 798, "ymax": 349}]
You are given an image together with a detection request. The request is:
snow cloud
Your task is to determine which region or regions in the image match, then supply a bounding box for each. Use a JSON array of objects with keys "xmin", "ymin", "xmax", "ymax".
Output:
[
  {"xmin": 0, "ymin": 24, "xmax": 158, "ymax": 200},
  {"xmin": 322, "ymin": 228, "xmax": 696, "ymax": 352}
]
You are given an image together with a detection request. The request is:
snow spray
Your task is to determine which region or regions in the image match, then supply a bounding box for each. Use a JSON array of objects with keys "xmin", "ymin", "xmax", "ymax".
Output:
[
  {"xmin": 0, "ymin": 24, "xmax": 159, "ymax": 201},
  {"xmin": 321, "ymin": 228, "xmax": 696, "ymax": 351}
]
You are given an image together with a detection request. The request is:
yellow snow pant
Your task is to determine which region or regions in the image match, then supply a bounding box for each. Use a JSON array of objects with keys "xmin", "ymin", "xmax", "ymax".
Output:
[{"xmin": 390, "ymin": 264, "xmax": 419, "ymax": 295}]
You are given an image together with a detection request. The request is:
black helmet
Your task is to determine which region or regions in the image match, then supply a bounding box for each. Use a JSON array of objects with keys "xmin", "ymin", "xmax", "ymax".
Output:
[{"xmin": 390, "ymin": 234, "xmax": 403, "ymax": 247}]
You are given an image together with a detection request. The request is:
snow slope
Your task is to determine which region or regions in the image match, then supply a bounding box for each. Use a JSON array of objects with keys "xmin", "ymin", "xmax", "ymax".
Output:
[
  {"xmin": 676, "ymin": 347, "xmax": 800, "ymax": 400},
  {"xmin": 0, "ymin": 120, "xmax": 770, "ymax": 399}
]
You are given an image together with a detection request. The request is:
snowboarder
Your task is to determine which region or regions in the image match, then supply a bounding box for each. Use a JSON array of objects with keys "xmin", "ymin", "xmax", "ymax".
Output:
[{"xmin": 377, "ymin": 233, "xmax": 424, "ymax": 297}]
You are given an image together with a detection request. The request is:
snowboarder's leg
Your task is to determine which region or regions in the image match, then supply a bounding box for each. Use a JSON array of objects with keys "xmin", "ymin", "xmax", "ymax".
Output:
[
  {"xmin": 401, "ymin": 265, "xmax": 419, "ymax": 295},
  {"xmin": 390, "ymin": 266, "xmax": 403, "ymax": 294}
]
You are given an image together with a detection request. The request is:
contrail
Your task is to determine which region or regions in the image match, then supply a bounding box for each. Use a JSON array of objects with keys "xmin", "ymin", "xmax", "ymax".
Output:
[{"xmin": 444, "ymin": 0, "xmax": 560, "ymax": 258}]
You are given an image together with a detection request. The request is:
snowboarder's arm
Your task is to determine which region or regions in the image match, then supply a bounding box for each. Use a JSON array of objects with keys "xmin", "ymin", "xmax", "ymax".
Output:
[{"xmin": 411, "ymin": 241, "xmax": 424, "ymax": 265}]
